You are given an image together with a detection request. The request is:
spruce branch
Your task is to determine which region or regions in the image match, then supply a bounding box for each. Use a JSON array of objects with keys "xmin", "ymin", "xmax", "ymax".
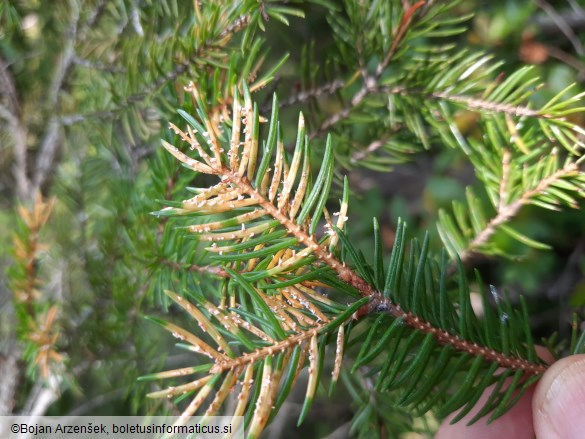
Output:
[
  {"xmin": 304, "ymin": 23, "xmax": 584, "ymax": 174},
  {"xmin": 456, "ymin": 160, "xmax": 582, "ymax": 265},
  {"xmin": 375, "ymin": 1, "xmax": 427, "ymax": 77},
  {"xmin": 142, "ymin": 4, "xmax": 585, "ymax": 436},
  {"xmin": 374, "ymin": 84, "xmax": 576, "ymax": 122},
  {"xmin": 431, "ymin": 60, "xmax": 585, "ymax": 264},
  {"xmin": 11, "ymin": 194, "xmax": 56, "ymax": 309},
  {"xmin": 134, "ymin": 15, "xmax": 251, "ymax": 104},
  {"xmin": 147, "ymin": 83, "xmax": 554, "ymax": 436},
  {"xmin": 60, "ymin": 10, "xmax": 252, "ymax": 126},
  {"xmin": 311, "ymin": 2, "xmax": 427, "ymax": 139},
  {"xmin": 305, "ymin": 76, "xmax": 576, "ymax": 168},
  {"xmin": 437, "ymin": 84, "xmax": 585, "ymax": 264}
]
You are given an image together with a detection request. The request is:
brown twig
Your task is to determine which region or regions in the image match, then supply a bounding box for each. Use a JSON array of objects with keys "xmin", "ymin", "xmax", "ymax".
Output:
[
  {"xmin": 363, "ymin": 292, "xmax": 546, "ymax": 375},
  {"xmin": 349, "ymin": 133, "xmax": 395, "ymax": 165},
  {"xmin": 9, "ymin": 194, "xmax": 64, "ymax": 417}
]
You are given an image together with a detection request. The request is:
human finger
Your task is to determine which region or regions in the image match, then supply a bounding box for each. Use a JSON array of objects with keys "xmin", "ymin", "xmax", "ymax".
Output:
[{"xmin": 533, "ymin": 354, "xmax": 585, "ymax": 439}]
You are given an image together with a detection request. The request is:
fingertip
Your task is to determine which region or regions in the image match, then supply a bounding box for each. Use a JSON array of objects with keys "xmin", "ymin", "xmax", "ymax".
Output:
[{"xmin": 533, "ymin": 354, "xmax": 585, "ymax": 439}]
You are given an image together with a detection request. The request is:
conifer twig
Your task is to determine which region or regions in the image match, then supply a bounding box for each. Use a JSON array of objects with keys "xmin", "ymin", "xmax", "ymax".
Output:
[
  {"xmin": 311, "ymin": 79, "xmax": 558, "ymax": 142},
  {"xmin": 60, "ymin": 14, "xmax": 251, "ymax": 125},
  {"xmin": 364, "ymin": 292, "xmax": 546, "ymax": 375},
  {"xmin": 430, "ymin": 91, "xmax": 552, "ymax": 119},
  {"xmin": 261, "ymin": 80, "xmax": 344, "ymax": 113},
  {"xmin": 458, "ymin": 162, "xmax": 581, "ymax": 266},
  {"xmin": 8, "ymin": 194, "xmax": 64, "ymax": 418},
  {"xmin": 350, "ymin": 133, "xmax": 394, "ymax": 165},
  {"xmin": 215, "ymin": 169, "xmax": 376, "ymax": 297},
  {"xmin": 375, "ymin": 1, "xmax": 427, "ymax": 76},
  {"xmin": 311, "ymin": 2, "xmax": 426, "ymax": 139}
]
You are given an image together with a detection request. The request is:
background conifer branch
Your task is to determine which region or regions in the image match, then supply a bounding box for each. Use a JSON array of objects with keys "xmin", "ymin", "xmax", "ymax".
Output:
[
  {"xmin": 261, "ymin": 80, "xmax": 345, "ymax": 113},
  {"xmin": 457, "ymin": 161, "xmax": 582, "ymax": 265},
  {"xmin": 311, "ymin": 2, "xmax": 429, "ymax": 139}
]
